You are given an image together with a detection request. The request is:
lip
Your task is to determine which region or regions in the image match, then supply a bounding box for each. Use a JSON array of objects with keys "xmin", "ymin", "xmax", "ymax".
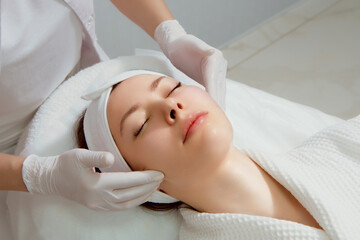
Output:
[{"xmin": 182, "ymin": 111, "xmax": 208, "ymax": 143}]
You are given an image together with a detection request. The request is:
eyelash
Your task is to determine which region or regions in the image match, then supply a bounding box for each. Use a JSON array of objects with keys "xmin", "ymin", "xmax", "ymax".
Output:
[{"xmin": 134, "ymin": 81, "xmax": 182, "ymax": 137}]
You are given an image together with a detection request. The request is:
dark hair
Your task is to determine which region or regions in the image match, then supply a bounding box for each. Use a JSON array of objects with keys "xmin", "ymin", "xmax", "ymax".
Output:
[{"xmin": 75, "ymin": 111, "xmax": 182, "ymax": 211}]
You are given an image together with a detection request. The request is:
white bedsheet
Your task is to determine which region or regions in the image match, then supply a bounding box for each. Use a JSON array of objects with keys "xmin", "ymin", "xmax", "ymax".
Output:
[{"xmin": 4, "ymin": 50, "xmax": 342, "ymax": 240}]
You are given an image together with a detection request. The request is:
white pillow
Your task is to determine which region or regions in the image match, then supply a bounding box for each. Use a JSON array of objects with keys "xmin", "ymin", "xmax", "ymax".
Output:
[{"xmin": 7, "ymin": 50, "xmax": 342, "ymax": 240}]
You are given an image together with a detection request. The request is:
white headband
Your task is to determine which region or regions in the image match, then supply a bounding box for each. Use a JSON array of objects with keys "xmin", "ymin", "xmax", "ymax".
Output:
[{"xmin": 82, "ymin": 70, "xmax": 178, "ymax": 204}]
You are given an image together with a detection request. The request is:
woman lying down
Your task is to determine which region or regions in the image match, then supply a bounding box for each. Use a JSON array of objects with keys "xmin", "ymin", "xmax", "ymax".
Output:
[{"xmin": 77, "ymin": 70, "xmax": 359, "ymax": 240}]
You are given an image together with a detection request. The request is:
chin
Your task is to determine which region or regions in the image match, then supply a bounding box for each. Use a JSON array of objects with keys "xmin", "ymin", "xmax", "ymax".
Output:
[{"xmin": 197, "ymin": 122, "xmax": 233, "ymax": 162}]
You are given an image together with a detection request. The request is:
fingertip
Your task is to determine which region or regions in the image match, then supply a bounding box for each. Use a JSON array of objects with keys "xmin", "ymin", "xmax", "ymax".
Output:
[
  {"xmin": 144, "ymin": 170, "xmax": 164, "ymax": 182},
  {"xmin": 102, "ymin": 152, "xmax": 115, "ymax": 167},
  {"xmin": 207, "ymin": 48, "xmax": 216, "ymax": 55}
]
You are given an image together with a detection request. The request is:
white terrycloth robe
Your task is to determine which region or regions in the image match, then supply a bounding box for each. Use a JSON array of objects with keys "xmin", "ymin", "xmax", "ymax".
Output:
[{"xmin": 180, "ymin": 115, "xmax": 360, "ymax": 240}]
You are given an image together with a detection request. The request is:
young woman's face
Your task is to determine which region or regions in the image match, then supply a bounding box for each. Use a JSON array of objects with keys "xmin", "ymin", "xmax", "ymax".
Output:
[{"xmin": 107, "ymin": 74, "xmax": 233, "ymax": 194}]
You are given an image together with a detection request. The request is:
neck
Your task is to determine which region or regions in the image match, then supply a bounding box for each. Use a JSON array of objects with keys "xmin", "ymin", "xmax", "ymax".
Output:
[
  {"xmin": 162, "ymin": 146, "xmax": 323, "ymax": 230},
  {"xmin": 170, "ymin": 145, "xmax": 270, "ymax": 214}
]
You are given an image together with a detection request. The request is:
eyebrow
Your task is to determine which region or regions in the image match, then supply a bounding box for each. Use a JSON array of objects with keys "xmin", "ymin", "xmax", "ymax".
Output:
[
  {"xmin": 120, "ymin": 76, "xmax": 166, "ymax": 135},
  {"xmin": 150, "ymin": 76, "xmax": 166, "ymax": 92}
]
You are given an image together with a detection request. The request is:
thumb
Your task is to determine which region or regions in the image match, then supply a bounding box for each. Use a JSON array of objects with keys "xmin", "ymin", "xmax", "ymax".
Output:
[
  {"xmin": 78, "ymin": 150, "xmax": 115, "ymax": 169},
  {"xmin": 201, "ymin": 49, "xmax": 224, "ymax": 84},
  {"xmin": 205, "ymin": 48, "xmax": 216, "ymax": 56},
  {"xmin": 201, "ymin": 53, "xmax": 217, "ymax": 88}
]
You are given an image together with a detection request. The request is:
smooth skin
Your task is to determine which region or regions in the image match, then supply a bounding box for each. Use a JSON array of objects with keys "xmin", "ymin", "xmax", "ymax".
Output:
[
  {"xmin": 0, "ymin": 153, "xmax": 27, "ymax": 191},
  {"xmin": 107, "ymin": 74, "xmax": 322, "ymax": 229}
]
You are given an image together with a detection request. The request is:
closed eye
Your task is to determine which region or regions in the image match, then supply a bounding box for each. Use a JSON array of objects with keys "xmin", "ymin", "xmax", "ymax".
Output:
[
  {"xmin": 167, "ymin": 81, "xmax": 182, "ymax": 97},
  {"xmin": 134, "ymin": 81, "xmax": 182, "ymax": 138},
  {"xmin": 134, "ymin": 117, "xmax": 149, "ymax": 137}
]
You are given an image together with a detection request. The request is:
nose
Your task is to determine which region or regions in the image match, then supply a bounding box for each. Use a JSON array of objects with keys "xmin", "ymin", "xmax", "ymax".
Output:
[{"xmin": 163, "ymin": 98, "xmax": 183, "ymax": 125}]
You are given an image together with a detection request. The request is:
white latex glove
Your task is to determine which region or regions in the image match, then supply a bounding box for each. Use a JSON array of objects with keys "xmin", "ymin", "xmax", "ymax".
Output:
[
  {"xmin": 155, "ymin": 20, "xmax": 228, "ymax": 110},
  {"xmin": 22, "ymin": 149, "xmax": 164, "ymax": 211}
]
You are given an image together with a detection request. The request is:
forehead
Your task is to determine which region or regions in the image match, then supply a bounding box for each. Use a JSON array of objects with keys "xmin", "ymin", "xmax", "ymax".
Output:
[
  {"xmin": 115, "ymin": 74, "xmax": 158, "ymax": 91},
  {"xmin": 107, "ymin": 74, "xmax": 171, "ymax": 116},
  {"xmin": 111, "ymin": 74, "xmax": 163, "ymax": 98}
]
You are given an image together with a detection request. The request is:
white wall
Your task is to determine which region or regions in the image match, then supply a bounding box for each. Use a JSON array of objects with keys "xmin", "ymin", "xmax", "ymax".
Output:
[{"xmin": 94, "ymin": 0, "xmax": 300, "ymax": 58}]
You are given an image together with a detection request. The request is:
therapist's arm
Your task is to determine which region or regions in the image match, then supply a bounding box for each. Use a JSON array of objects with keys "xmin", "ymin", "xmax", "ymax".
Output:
[
  {"xmin": 110, "ymin": 0, "xmax": 174, "ymax": 38},
  {"xmin": 0, "ymin": 153, "xmax": 28, "ymax": 191}
]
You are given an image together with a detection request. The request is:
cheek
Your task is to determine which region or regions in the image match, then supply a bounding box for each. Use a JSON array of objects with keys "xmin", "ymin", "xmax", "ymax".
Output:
[
  {"xmin": 185, "ymin": 109, "xmax": 233, "ymax": 167},
  {"xmin": 133, "ymin": 129, "xmax": 180, "ymax": 172},
  {"xmin": 201, "ymin": 119, "xmax": 233, "ymax": 158},
  {"xmin": 182, "ymin": 87, "xmax": 217, "ymax": 107}
]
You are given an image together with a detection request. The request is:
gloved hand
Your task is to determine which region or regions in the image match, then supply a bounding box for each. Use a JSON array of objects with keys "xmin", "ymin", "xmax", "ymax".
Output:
[
  {"xmin": 155, "ymin": 20, "xmax": 228, "ymax": 110},
  {"xmin": 22, "ymin": 149, "xmax": 164, "ymax": 211}
]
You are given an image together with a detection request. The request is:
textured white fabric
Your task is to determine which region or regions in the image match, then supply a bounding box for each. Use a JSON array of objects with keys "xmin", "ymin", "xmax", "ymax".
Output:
[
  {"xmin": 0, "ymin": 0, "xmax": 83, "ymax": 154},
  {"xmin": 180, "ymin": 208, "xmax": 328, "ymax": 240},
  {"xmin": 11, "ymin": 55, "xmax": 189, "ymax": 240},
  {"xmin": 8, "ymin": 50, "xmax": 342, "ymax": 240},
  {"xmin": 180, "ymin": 115, "xmax": 360, "ymax": 240}
]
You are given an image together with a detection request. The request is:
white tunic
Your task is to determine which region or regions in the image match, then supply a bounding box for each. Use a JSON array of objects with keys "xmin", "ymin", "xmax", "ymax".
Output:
[{"xmin": 0, "ymin": 0, "xmax": 83, "ymax": 153}]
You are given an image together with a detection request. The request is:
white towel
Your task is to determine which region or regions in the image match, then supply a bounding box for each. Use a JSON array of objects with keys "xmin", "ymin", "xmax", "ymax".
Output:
[
  {"xmin": 7, "ymin": 49, "xmax": 343, "ymax": 240},
  {"xmin": 180, "ymin": 115, "xmax": 360, "ymax": 240}
]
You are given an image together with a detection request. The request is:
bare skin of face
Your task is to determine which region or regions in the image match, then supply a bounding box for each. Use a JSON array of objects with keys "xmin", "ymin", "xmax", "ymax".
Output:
[{"xmin": 107, "ymin": 74, "xmax": 322, "ymax": 230}]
